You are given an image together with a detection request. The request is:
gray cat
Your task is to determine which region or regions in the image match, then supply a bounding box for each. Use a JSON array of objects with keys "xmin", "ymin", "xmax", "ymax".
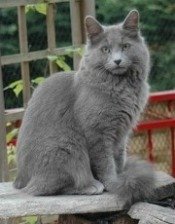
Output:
[{"xmin": 14, "ymin": 10, "xmax": 155, "ymax": 207}]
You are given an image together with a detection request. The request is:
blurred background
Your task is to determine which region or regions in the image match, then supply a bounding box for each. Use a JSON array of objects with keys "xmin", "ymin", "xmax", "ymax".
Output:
[{"xmin": 1, "ymin": 0, "xmax": 174, "ymax": 109}]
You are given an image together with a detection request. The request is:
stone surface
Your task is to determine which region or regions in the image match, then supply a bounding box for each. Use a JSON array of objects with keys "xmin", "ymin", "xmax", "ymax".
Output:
[
  {"xmin": 128, "ymin": 202, "xmax": 175, "ymax": 224},
  {"xmin": 0, "ymin": 183, "xmax": 124, "ymax": 218},
  {"xmin": 0, "ymin": 171, "xmax": 174, "ymax": 219}
]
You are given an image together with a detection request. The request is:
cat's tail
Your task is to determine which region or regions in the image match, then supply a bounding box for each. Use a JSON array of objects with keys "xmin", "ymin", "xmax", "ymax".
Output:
[{"xmin": 115, "ymin": 157, "xmax": 155, "ymax": 208}]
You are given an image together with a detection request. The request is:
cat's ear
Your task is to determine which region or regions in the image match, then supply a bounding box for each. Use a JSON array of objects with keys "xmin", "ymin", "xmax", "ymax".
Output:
[
  {"xmin": 85, "ymin": 16, "xmax": 104, "ymax": 43},
  {"xmin": 123, "ymin": 10, "xmax": 139, "ymax": 31}
]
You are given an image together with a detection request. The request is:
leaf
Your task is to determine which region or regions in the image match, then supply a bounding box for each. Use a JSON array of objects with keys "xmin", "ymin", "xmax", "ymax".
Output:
[
  {"xmin": 6, "ymin": 128, "xmax": 18, "ymax": 144},
  {"xmin": 13, "ymin": 83, "xmax": 23, "ymax": 97},
  {"xmin": 25, "ymin": 5, "xmax": 30, "ymax": 13},
  {"xmin": 22, "ymin": 216, "xmax": 38, "ymax": 224},
  {"xmin": 25, "ymin": 4, "xmax": 47, "ymax": 15},
  {"xmin": 35, "ymin": 3, "xmax": 47, "ymax": 15},
  {"xmin": 55, "ymin": 57, "xmax": 71, "ymax": 71},
  {"xmin": 4, "ymin": 80, "xmax": 23, "ymax": 97},
  {"xmin": 4, "ymin": 80, "xmax": 23, "ymax": 91},
  {"xmin": 47, "ymin": 55, "xmax": 71, "ymax": 71},
  {"xmin": 25, "ymin": 5, "xmax": 35, "ymax": 14},
  {"xmin": 31, "ymin": 77, "xmax": 45, "ymax": 85},
  {"xmin": 47, "ymin": 55, "xmax": 58, "ymax": 61}
]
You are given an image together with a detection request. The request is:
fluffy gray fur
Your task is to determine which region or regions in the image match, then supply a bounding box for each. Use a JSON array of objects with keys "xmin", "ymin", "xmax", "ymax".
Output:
[{"xmin": 14, "ymin": 10, "xmax": 155, "ymax": 207}]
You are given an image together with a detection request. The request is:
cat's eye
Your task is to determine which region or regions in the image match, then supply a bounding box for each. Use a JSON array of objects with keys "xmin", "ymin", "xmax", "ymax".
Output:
[
  {"xmin": 101, "ymin": 46, "xmax": 111, "ymax": 54},
  {"xmin": 122, "ymin": 43, "xmax": 131, "ymax": 50}
]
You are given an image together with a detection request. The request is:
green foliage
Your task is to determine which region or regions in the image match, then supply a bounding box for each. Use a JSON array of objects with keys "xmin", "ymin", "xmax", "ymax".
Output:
[
  {"xmin": 21, "ymin": 216, "xmax": 38, "ymax": 224},
  {"xmin": 3, "ymin": 45, "xmax": 83, "ymax": 99},
  {"xmin": 4, "ymin": 76, "xmax": 46, "ymax": 98},
  {"xmin": 150, "ymin": 43, "xmax": 175, "ymax": 91},
  {"xmin": 47, "ymin": 46, "xmax": 84, "ymax": 71},
  {"xmin": 1, "ymin": 2, "xmax": 72, "ymax": 108},
  {"xmin": 47, "ymin": 55, "xmax": 71, "ymax": 71},
  {"xmin": 55, "ymin": 56, "xmax": 71, "ymax": 71},
  {"xmin": 25, "ymin": 3, "xmax": 47, "ymax": 15},
  {"xmin": 31, "ymin": 77, "xmax": 46, "ymax": 85},
  {"xmin": 7, "ymin": 144, "xmax": 16, "ymax": 166},
  {"xmin": 4, "ymin": 80, "xmax": 23, "ymax": 97},
  {"xmin": 0, "ymin": 8, "xmax": 19, "ymax": 55}
]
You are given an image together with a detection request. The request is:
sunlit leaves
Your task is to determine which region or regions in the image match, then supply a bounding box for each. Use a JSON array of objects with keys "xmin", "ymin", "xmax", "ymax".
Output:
[
  {"xmin": 47, "ymin": 46, "xmax": 84, "ymax": 71},
  {"xmin": 55, "ymin": 56, "xmax": 71, "ymax": 71},
  {"xmin": 31, "ymin": 77, "xmax": 45, "ymax": 85},
  {"xmin": 25, "ymin": 3, "xmax": 47, "ymax": 15},
  {"xmin": 4, "ymin": 77, "xmax": 46, "ymax": 98},
  {"xmin": 47, "ymin": 55, "xmax": 71, "ymax": 71},
  {"xmin": 4, "ymin": 80, "xmax": 23, "ymax": 97}
]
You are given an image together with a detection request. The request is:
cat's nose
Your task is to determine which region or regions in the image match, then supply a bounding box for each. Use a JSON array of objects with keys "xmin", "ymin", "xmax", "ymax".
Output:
[{"xmin": 114, "ymin": 59, "xmax": 122, "ymax": 65}]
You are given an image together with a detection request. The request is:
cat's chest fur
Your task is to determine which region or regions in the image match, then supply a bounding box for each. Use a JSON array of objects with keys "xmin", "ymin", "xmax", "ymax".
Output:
[{"xmin": 75, "ymin": 75, "xmax": 148, "ymax": 135}]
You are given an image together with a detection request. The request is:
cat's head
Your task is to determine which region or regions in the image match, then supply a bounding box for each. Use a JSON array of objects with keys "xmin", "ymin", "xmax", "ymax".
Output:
[{"xmin": 84, "ymin": 10, "xmax": 149, "ymax": 76}]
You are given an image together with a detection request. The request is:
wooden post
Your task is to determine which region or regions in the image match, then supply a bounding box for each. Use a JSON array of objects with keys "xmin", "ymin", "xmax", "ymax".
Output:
[
  {"xmin": 46, "ymin": 3, "xmax": 58, "ymax": 74},
  {"xmin": 0, "ymin": 54, "xmax": 8, "ymax": 182},
  {"xmin": 70, "ymin": 0, "xmax": 83, "ymax": 70},
  {"xmin": 18, "ymin": 6, "xmax": 31, "ymax": 108},
  {"xmin": 80, "ymin": 0, "xmax": 96, "ymax": 43}
]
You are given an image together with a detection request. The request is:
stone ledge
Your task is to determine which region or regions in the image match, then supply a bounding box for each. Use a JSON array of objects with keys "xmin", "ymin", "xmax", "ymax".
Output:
[{"xmin": 0, "ymin": 171, "xmax": 174, "ymax": 219}]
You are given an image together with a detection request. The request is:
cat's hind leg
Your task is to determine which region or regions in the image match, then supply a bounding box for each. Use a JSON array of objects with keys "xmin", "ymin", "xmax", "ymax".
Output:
[
  {"xmin": 22, "ymin": 176, "xmax": 104, "ymax": 196},
  {"xmin": 13, "ymin": 171, "xmax": 29, "ymax": 189},
  {"xmin": 13, "ymin": 177, "xmax": 27, "ymax": 189},
  {"xmin": 22, "ymin": 173, "xmax": 104, "ymax": 196},
  {"xmin": 22, "ymin": 172, "xmax": 74, "ymax": 196}
]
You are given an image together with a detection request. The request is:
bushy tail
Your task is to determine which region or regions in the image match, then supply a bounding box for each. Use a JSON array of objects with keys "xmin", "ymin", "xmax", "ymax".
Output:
[{"xmin": 116, "ymin": 157, "xmax": 155, "ymax": 208}]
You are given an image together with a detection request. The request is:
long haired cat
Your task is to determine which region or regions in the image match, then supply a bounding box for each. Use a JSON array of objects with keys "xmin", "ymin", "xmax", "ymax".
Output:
[{"xmin": 14, "ymin": 10, "xmax": 155, "ymax": 207}]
